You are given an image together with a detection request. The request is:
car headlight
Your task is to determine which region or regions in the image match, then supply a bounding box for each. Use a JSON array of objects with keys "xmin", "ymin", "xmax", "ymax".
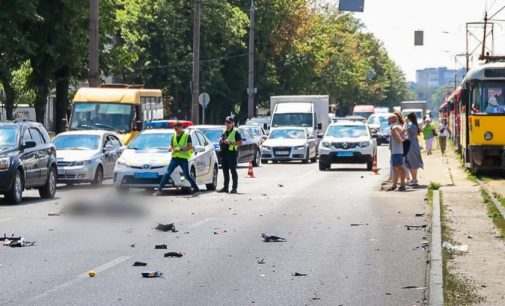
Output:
[
  {"xmin": 0, "ymin": 157, "xmax": 10, "ymax": 171},
  {"xmin": 294, "ymin": 145, "xmax": 306, "ymax": 151},
  {"xmin": 321, "ymin": 141, "xmax": 331, "ymax": 148},
  {"xmin": 117, "ymin": 159, "xmax": 128, "ymax": 167},
  {"xmin": 484, "ymin": 131, "xmax": 493, "ymax": 141},
  {"xmin": 360, "ymin": 141, "xmax": 370, "ymax": 148},
  {"xmin": 262, "ymin": 146, "xmax": 272, "ymax": 151},
  {"xmin": 73, "ymin": 160, "xmax": 92, "ymax": 166}
]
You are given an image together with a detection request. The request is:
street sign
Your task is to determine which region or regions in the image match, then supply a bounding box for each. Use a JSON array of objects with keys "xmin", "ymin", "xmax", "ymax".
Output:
[
  {"xmin": 339, "ymin": 0, "xmax": 365, "ymax": 12},
  {"xmin": 415, "ymin": 30, "xmax": 424, "ymax": 46},
  {"xmin": 198, "ymin": 92, "xmax": 210, "ymax": 109}
]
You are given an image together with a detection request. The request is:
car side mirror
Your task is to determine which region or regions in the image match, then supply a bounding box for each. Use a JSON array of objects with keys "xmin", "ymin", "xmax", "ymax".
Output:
[
  {"xmin": 134, "ymin": 120, "xmax": 143, "ymax": 131},
  {"xmin": 23, "ymin": 140, "xmax": 37, "ymax": 149}
]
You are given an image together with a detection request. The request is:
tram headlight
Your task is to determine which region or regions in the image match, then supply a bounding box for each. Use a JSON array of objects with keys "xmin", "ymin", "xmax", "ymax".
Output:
[{"xmin": 484, "ymin": 131, "xmax": 494, "ymax": 141}]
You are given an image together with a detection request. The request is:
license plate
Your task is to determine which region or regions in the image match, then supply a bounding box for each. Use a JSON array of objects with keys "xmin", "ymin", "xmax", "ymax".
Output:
[
  {"xmin": 337, "ymin": 151, "xmax": 354, "ymax": 157},
  {"xmin": 134, "ymin": 172, "xmax": 159, "ymax": 179},
  {"xmin": 276, "ymin": 151, "xmax": 290, "ymax": 155}
]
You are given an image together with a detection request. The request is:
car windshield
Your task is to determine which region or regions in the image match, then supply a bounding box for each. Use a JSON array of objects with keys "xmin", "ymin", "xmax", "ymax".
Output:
[
  {"xmin": 368, "ymin": 115, "xmax": 388, "ymax": 126},
  {"xmin": 472, "ymin": 81, "xmax": 505, "ymax": 114},
  {"xmin": 128, "ymin": 132, "xmax": 174, "ymax": 151},
  {"xmin": 269, "ymin": 129, "xmax": 306, "ymax": 139},
  {"xmin": 353, "ymin": 112, "xmax": 373, "ymax": 119},
  {"xmin": 326, "ymin": 125, "xmax": 368, "ymax": 138},
  {"xmin": 200, "ymin": 129, "xmax": 222, "ymax": 144},
  {"xmin": 54, "ymin": 135, "xmax": 100, "ymax": 150},
  {"xmin": 271, "ymin": 113, "xmax": 312, "ymax": 127},
  {"xmin": 70, "ymin": 103, "xmax": 135, "ymax": 133},
  {"xmin": 0, "ymin": 127, "xmax": 18, "ymax": 148}
]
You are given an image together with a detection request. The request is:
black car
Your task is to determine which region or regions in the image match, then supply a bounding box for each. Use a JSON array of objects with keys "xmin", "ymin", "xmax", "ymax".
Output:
[
  {"xmin": 193, "ymin": 125, "xmax": 261, "ymax": 167},
  {"xmin": 0, "ymin": 121, "xmax": 57, "ymax": 204}
]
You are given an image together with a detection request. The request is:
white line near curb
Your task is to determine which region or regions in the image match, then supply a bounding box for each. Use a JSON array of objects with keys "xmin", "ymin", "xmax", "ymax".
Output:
[
  {"xmin": 26, "ymin": 256, "xmax": 130, "ymax": 303},
  {"xmin": 430, "ymin": 190, "xmax": 444, "ymax": 306}
]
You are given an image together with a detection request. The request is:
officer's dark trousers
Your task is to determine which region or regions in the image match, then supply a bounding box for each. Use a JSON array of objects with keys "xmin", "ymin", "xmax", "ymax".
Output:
[
  {"xmin": 159, "ymin": 158, "xmax": 199, "ymax": 191},
  {"xmin": 222, "ymin": 152, "xmax": 238, "ymax": 190}
]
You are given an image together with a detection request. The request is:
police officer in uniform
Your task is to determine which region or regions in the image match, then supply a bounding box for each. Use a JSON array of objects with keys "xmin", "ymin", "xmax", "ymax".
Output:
[
  {"xmin": 218, "ymin": 116, "xmax": 241, "ymax": 194},
  {"xmin": 156, "ymin": 122, "xmax": 200, "ymax": 195}
]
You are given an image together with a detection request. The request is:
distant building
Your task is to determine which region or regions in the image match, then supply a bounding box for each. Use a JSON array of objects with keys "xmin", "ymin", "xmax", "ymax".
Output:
[{"xmin": 416, "ymin": 67, "xmax": 466, "ymax": 88}]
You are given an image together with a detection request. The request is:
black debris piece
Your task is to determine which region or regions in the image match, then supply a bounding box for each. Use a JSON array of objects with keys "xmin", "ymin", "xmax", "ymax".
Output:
[
  {"xmin": 155, "ymin": 244, "xmax": 168, "ymax": 249},
  {"xmin": 7, "ymin": 239, "xmax": 36, "ymax": 248},
  {"xmin": 350, "ymin": 223, "xmax": 368, "ymax": 227},
  {"xmin": 292, "ymin": 272, "xmax": 308, "ymax": 277},
  {"xmin": 405, "ymin": 224, "xmax": 427, "ymax": 231},
  {"xmin": 401, "ymin": 286, "xmax": 427, "ymax": 290},
  {"xmin": 312, "ymin": 297, "xmax": 321, "ymax": 301},
  {"xmin": 133, "ymin": 261, "xmax": 147, "ymax": 266},
  {"xmin": 257, "ymin": 258, "xmax": 266, "ymax": 264},
  {"xmin": 261, "ymin": 233, "xmax": 287, "ymax": 242},
  {"xmin": 0, "ymin": 234, "xmax": 21, "ymax": 242},
  {"xmin": 142, "ymin": 271, "xmax": 163, "ymax": 278},
  {"xmin": 48, "ymin": 212, "xmax": 61, "ymax": 216},
  {"xmin": 278, "ymin": 184, "xmax": 284, "ymax": 188},
  {"xmin": 385, "ymin": 292, "xmax": 392, "ymax": 296},
  {"xmin": 155, "ymin": 223, "xmax": 178, "ymax": 233},
  {"xmin": 164, "ymin": 252, "xmax": 183, "ymax": 258},
  {"xmin": 415, "ymin": 213, "xmax": 425, "ymax": 217},
  {"xmin": 130, "ymin": 244, "xmax": 136, "ymax": 248}
]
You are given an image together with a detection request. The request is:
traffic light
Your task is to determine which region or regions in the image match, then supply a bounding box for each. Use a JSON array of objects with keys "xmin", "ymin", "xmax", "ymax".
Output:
[{"xmin": 414, "ymin": 30, "xmax": 424, "ymax": 46}]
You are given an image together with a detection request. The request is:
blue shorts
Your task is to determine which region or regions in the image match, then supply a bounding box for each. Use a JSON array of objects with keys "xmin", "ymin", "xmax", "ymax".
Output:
[{"xmin": 391, "ymin": 154, "xmax": 404, "ymax": 167}]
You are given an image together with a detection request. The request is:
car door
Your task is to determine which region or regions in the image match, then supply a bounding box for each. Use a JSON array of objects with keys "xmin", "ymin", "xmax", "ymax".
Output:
[
  {"xmin": 195, "ymin": 131, "xmax": 211, "ymax": 177},
  {"xmin": 102, "ymin": 135, "xmax": 116, "ymax": 177},
  {"xmin": 238, "ymin": 128, "xmax": 252, "ymax": 163},
  {"xmin": 19, "ymin": 128, "xmax": 38, "ymax": 187},
  {"xmin": 107, "ymin": 135, "xmax": 123, "ymax": 177},
  {"xmin": 30, "ymin": 127, "xmax": 49, "ymax": 186}
]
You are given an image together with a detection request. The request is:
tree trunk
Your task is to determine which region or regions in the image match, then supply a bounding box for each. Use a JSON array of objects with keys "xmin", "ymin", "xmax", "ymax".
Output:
[
  {"xmin": 34, "ymin": 80, "xmax": 49, "ymax": 124},
  {"xmin": 0, "ymin": 77, "xmax": 16, "ymax": 120},
  {"xmin": 54, "ymin": 67, "xmax": 70, "ymax": 133}
]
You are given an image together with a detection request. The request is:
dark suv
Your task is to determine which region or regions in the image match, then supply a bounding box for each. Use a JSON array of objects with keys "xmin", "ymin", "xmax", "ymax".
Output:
[{"xmin": 0, "ymin": 121, "xmax": 57, "ymax": 204}]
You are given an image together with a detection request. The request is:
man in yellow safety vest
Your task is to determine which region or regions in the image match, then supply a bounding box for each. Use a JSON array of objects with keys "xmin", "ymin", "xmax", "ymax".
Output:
[
  {"xmin": 217, "ymin": 116, "xmax": 242, "ymax": 194},
  {"xmin": 156, "ymin": 121, "xmax": 200, "ymax": 195}
]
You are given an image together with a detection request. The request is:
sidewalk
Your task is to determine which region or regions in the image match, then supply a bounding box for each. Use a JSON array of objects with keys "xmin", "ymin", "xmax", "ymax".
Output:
[{"xmin": 420, "ymin": 145, "xmax": 505, "ymax": 305}]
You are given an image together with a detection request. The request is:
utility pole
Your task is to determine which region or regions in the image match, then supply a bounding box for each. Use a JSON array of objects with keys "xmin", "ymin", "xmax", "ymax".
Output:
[
  {"xmin": 191, "ymin": 0, "xmax": 201, "ymax": 124},
  {"xmin": 88, "ymin": 0, "xmax": 100, "ymax": 87},
  {"xmin": 247, "ymin": 0, "xmax": 256, "ymax": 119}
]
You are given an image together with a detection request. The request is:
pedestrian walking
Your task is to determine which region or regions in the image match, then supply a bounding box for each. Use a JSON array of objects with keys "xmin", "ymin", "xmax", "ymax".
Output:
[
  {"xmin": 218, "ymin": 116, "xmax": 242, "ymax": 194},
  {"xmin": 405, "ymin": 113, "xmax": 424, "ymax": 186},
  {"xmin": 438, "ymin": 119, "xmax": 450, "ymax": 155},
  {"xmin": 156, "ymin": 122, "xmax": 200, "ymax": 195},
  {"xmin": 422, "ymin": 118, "xmax": 436, "ymax": 155},
  {"xmin": 387, "ymin": 112, "xmax": 407, "ymax": 191}
]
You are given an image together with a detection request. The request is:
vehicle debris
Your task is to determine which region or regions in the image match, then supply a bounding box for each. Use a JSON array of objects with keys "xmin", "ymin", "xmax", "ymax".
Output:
[
  {"xmin": 133, "ymin": 261, "xmax": 148, "ymax": 266},
  {"xmin": 164, "ymin": 252, "xmax": 183, "ymax": 258},
  {"xmin": 401, "ymin": 286, "xmax": 427, "ymax": 290},
  {"xmin": 350, "ymin": 223, "xmax": 368, "ymax": 227},
  {"xmin": 154, "ymin": 244, "xmax": 168, "ymax": 249},
  {"xmin": 292, "ymin": 272, "xmax": 308, "ymax": 277},
  {"xmin": 142, "ymin": 271, "xmax": 163, "ymax": 278},
  {"xmin": 257, "ymin": 258, "xmax": 266, "ymax": 264},
  {"xmin": 415, "ymin": 213, "xmax": 425, "ymax": 217},
  {"xmin": 155, "ymin": 223, "xmax": 178, "ymax": 233},
  {"xmin": 278, "ymin": 184, "xmax": 284, "ymax": 188},
  {"xmin": 1, "ymin": 234, "xmax": 35, "ymax": 248},
  {"xmin": 88, "ymin": 270, "xmax": 96, "ymax": 277},
  {"xmin": 404, "ymin": 224, "xmax": 427, "ymax": 230},
  {"xmin": 261, "ymin": 233, "xmax": 287, "ymax": 242}
]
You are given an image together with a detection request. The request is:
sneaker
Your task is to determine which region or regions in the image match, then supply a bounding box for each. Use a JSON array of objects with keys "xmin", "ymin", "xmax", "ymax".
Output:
[
  {"xmin": 398, "ymin": 185, "xmax": 407, "ymax": 192},
  {"xmin": 217, "ymin": 188, "xmax": 228, "ymax": 193},
  {"xmin": 230, "ymin": 189, "xmax": 238, "ymax": 194},
  {"xmin": 386, "ymin": 185, "xmax": 397, "ymax": 191}
]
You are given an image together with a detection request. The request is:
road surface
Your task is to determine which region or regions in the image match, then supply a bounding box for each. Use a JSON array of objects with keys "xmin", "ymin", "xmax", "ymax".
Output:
[{"xmin": 0, "ymin": 147, "xmax": 429, "ymax": 306}]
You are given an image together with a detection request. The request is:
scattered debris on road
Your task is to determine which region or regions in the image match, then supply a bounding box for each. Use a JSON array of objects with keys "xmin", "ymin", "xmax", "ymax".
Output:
[
  {"xmin": 133, "ymin": 261, "xmax": 148, "ymax": 266},
  {"xmin": 1, "ymin": 234, "xmax": 35, "ymax": 248},
  {"xmin": 401, "ymin": 286, "xmax": 427, "ymax": 290},
  {"xmin": 130, "ymin": 244, "xmax": 136, "ymax": 248},
  {"xmin": 350, "ymin": 223, "xmax": 368, "ymax": 227},
  {"xmin": 142, "ymin": 271, "xmax": 163, "ymax": 278},
  {"xmin": 47, "ymin": 212, "xmax": 61, "ymax": 216},
  {"xmin": 257, "ymin": 258, "xmax": 266, "ymax": 264},
  {"xmin": 442, "ymin": 242, "xmax": 469, "ymax": 253},
  {"xmin": 404, "ymin": 224, "xmax": 427, "ymax": 231},
  {"xmin": 164, "ymin": 252, "xmax": 183, "ymax": 258},
  {"xmin": 155, "ymin": 223, "xmax": 178, "ymax": 233},
  {"xmin": 154, "ymin": 244, "xmax": 168, "ymax": 249},
  {"xmin": 88, "ymin": 270, "xmax": 96, "ymax": 277},
  {"xmin": 261, "ymin": 233, "xmax": 287, "ymax": 242},
  {"xmin": 292, "ymin": 272, "xmax": 308, "ymax": 277},
  {"xmin": 415, "ymin": 213, "xmax": 425, "ymax": 217},
  {"xmin": 278, "ymin": 184, "xmax": 284, "ymax": 188}
]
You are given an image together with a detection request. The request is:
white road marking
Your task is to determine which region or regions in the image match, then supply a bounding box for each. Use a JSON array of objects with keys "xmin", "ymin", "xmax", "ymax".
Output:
[{"xmin": 27, "ymin": 256, "xmax": 130, "ymax": 303}]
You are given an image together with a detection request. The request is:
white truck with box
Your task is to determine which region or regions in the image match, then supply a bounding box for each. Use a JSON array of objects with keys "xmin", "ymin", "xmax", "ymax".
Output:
[{"xmin": 270, "ymin": 95, "xmax": 329, "ymax": 138}]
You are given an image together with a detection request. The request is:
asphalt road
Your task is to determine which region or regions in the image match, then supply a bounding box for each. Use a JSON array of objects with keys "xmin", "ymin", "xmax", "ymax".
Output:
[{"xmin": 0, "ymin": 147, "xmax": 429, "ymax": 306}]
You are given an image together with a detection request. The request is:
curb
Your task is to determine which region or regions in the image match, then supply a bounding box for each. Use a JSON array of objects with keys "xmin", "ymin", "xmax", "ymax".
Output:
[
  {"xmin": 478, "ymin": 181, "xmax": 505, "ymax": 219},
  {"xmin": 429, "ymin": 190, "xmax": 444, "ymax": 306}
]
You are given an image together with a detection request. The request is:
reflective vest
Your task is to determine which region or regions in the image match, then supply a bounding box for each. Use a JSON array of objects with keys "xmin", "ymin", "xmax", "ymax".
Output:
[
  {"xmin": 225, "ymin": 128, "xmax": 238, "ymax": 151},
  {"xmin": 171, "ymin": 132, "xmax": 192, "ymax": 160}
]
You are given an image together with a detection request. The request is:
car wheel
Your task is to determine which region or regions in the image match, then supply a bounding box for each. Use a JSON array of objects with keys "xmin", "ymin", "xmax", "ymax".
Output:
[
  {"xmin": 183, "ymin": 167, "xmax": 198, "ymax": 194},
  {"xmin": 39, "ymin": 167, "xmax": 57, "ymax": 199},
  {"xmin": 206, "ymin": 165, "xmax": 218, "ymax": 191},
  {"xmin": 252, "ymin": 150, "xmax": 261, "ymax": 167},
  {"xmin": 261, "ymin": 159, "xmax": 268, "ymax": 164},
  {"xmin": 319, "ymin": 161, "xmax": 329, "ymax": 171},
  {"xmin": 6, "ymin": 170, "xmax": 23, "ymax": 204},
  {"xmin": 92, "ymin": 166, "xmax": 104, "ymax": 186}
]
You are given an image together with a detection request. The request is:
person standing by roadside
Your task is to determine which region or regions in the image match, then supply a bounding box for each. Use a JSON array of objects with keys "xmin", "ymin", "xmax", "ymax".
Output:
[
  {"xmin": 438, "ymin": 118, "xmax": 450, "ymax": 155},
  {"xmin": 405, "ymin": 113, "xmax": 424, "ymax": 186},
  {"xmin": 156, "ymin": 122, "xmax": 200, "ymax": 195},
  {"xmin": 218, "ymin": 116, "xmax": 242, "ymax": 194},
  {"xmin": 387, "ymin": 113, "xmax": 407, "ymax": 191},
  {"xmin": 422, "ymin": 118, "xmax": 436, "ymax": 155}
]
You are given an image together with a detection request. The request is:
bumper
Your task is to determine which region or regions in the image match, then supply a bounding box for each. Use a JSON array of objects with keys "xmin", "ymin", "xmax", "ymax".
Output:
[
  {"xmin": 113, "ymin": 165, "xmax": 191, "ymax": 189},
  {"xmin": 57, "ymin": 165, "xmax": 95, "ymax": 183},
  {"xmin": 319, "ymin": 151, "xmax": 373, "ymax": 164},
  {"xmin": 0, "ymin": 169, "xmax": 15, "ymax": 193},
  {"xmin": 469, "ymin": 146, "xmax": 505, "ymax": 170},
  {"xmin": 377, "ymin": 134, "xmax": 390, "ymax": 144},
  {"xmin": 261, "ymin": 147, "xmax": 308, "ymax": 161}
]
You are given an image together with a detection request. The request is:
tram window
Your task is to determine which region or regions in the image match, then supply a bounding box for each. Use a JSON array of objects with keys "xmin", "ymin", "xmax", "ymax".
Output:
[{"xmin": 473, "ymin": 83, "xmax": 505, "ymax": 114}]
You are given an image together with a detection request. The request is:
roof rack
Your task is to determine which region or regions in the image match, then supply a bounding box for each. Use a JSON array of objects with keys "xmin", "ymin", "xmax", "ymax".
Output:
[{"xmin": 13, "ymin": 118, "xmax": 35, "ymax": 123}]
